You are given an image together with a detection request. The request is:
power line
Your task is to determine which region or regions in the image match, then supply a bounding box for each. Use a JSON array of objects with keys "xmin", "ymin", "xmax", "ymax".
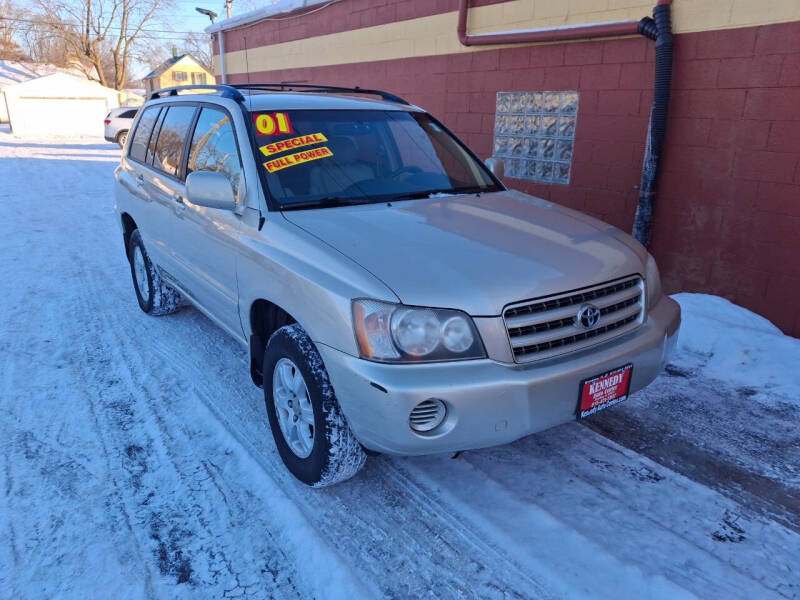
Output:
[
  {"xmin": 0, "ymin": 15, "xmax": 205, "ymax": 35},
  {"xmin": 7, "ymin": 25, "xmax": 208, "ymax": 40}
]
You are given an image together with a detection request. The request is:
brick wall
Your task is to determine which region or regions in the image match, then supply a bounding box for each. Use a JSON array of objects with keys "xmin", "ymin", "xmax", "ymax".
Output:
[
  {"xmin": 219, "ymin": 6, "xmax": 800, "ymax": 335},
  {"xmin": 653, "ymin": 22, "xmax": 800, "ymax": 335}
]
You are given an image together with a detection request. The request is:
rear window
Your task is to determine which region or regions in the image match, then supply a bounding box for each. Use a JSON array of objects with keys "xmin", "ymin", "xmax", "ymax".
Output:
[{"xmin": 128, "ymin": 106, "xmax": 160, "ymax": 163}]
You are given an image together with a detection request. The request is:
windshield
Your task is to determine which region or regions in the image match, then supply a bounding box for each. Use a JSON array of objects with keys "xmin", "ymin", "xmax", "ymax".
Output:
[{"xmin": 248, "ymin": 109, "xmax": 503, "ymax": 210}]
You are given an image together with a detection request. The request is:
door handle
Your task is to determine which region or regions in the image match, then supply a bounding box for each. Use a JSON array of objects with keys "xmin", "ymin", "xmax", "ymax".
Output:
[
  {"xmin": 174, "ymin": 194, "xmax": 186, "ymax": 216},
  {"xmin": 128, "ymin": 172, "xmax": 150, "ymax": 201}
]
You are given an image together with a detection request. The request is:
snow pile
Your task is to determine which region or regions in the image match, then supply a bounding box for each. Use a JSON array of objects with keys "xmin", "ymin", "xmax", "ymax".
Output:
[
  {"xmin": 206, "ymin": 0, "xmax": 336, "ymax": 32},
  {"xmin": 671, "ymin": 293, "xmax": 800, "ymax": 402}
]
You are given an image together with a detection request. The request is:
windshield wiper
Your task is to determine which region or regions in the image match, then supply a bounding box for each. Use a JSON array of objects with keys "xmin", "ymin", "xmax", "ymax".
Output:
[
  {"xmin": 279, "ymin": 196, "xmax": 372, "ymax": 211},
  {"xmin": 388, "ymin": 186, "xmax": 488, "ymax": 201}
]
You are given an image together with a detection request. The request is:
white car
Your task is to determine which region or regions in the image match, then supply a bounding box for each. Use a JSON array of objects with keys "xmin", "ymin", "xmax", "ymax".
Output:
[{"xmin": 104, "ymin": 107, "xmax": 139, "ymax": 147}]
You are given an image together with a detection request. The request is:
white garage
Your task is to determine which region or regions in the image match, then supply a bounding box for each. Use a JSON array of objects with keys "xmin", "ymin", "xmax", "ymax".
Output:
[{"xmin": 4, "ymin": 72, "xmax": 119, "ymax": 138}]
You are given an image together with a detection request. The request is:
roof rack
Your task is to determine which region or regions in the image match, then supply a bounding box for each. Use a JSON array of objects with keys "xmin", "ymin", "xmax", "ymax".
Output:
[
  {"xmin": 149, "ymin": 84, "xmax": 245, "ymax": 102},
  {"xmin": 229, "ymin": 83, "xmax": 410, "ymax": 105}
]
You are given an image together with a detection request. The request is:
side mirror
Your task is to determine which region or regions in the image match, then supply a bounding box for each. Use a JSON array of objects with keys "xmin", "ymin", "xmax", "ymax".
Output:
[
  {"xmin": 485, "ymin": 157, "xmax": 505, "ymax": 179},
  {"xmin": 186, "ymin": 171, "xmax": 237, "ymax": 211}
]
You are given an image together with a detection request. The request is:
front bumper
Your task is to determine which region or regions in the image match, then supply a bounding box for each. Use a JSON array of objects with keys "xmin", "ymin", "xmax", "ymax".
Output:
[{"xmin": 318, "ymin": 295, "xmax": 680, "ymax": 455}]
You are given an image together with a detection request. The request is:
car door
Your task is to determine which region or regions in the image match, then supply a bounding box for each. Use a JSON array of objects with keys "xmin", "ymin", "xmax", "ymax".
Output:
[
  {"xmin": 140, "ymin": 103, "xmax": 198, "ymax": 287},
  {"xmin": 118, "ymin": 105, "xmax": 166, "ymax": 261},
  {"xmin": 165, "ymin": 105, "xmax": 245, "ymax": 338}
]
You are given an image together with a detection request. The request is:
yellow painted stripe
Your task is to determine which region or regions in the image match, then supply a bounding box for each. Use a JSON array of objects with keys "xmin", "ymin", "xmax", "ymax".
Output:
[{"xmin": 214, "ymin": 0, "xmax": 800, "ymax": 76}]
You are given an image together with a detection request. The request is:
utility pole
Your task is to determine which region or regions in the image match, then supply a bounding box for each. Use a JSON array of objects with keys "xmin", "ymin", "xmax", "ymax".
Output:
[{"xmin": 225, "ymin": 0, "xmax": 233, "ymax": 19}]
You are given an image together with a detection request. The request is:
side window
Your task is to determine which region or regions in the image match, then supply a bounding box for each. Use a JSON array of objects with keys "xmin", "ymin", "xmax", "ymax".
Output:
[
  {"xmin": 152, "ymin": 105, "xmax": 197, "ymax": 178},
  {"xmin": 121, "ymin": 109, "xmax": 138, "ymax": 119},
  {"xmin": 128, "ymin": 106, "xmax": 160, "ymax": 163},
  {"xmin": 187, "ymin": 107, "xmax": 242, "ymax": 195},
  {"xmin": 146, "ymin": 108, "xmax": 167, "ymax": 166}
]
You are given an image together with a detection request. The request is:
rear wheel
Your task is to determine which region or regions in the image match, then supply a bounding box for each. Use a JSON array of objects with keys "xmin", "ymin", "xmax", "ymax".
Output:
[
  {"xmin": 127, "ymin": 229, "xmax": 182, "ymax": 316},
  {"xmin": 264, "ymin": 324, "xmax": 366, "ymax": 487},
  {"xmin": 116, "ymin": 130, "xmax": 128, "ymax": 147}
]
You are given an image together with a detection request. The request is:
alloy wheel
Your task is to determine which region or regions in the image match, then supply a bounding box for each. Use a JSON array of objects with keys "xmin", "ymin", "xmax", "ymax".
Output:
[
  {"xmin": 272, "ymin": 358, "xmax": 315, "ymax": 458},
  {"xmin": 132, "ymin": 246, "xmax": 150, "ymax": 304}
]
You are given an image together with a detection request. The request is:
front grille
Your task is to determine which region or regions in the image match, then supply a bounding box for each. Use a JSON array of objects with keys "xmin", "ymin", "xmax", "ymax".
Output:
[{"xmin": 503, "ymin": 275, "xmax": 645, "ymax": 363}]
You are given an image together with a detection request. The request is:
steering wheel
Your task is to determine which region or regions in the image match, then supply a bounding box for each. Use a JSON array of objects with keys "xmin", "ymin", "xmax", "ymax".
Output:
[
  {"xmin": 389, "ymin": 166, "xmax": 423, "ymax": 180},
  {"xmin": 339, "ymin": 181, "xmax": 372, "ymax": 196}
]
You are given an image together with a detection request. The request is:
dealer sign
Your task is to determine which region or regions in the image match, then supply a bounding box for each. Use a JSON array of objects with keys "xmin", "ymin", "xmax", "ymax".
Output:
[{"xmin": 578, "ymin": 364, "xmax": 633, "ymax": 418}]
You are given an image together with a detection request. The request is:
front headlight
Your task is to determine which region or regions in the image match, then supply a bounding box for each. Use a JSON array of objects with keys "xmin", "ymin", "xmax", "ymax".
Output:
[
  {"xmin": 352, "ymin": 299, "xmax": 486, "ymax": 362},
  {"xmin": 645, "ymin": 253, "xmax": 662, "ymax": 309}
]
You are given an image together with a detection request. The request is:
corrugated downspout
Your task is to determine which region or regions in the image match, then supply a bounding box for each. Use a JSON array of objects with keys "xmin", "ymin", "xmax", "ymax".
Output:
[{"xmin": 632, "ymin": 0, "xmax": 673, "ymax": 246}]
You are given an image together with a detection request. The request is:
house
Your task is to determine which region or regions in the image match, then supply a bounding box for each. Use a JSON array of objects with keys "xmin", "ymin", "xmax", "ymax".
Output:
[
  {"xmin": 119, "ymin": 88, "xmax": 146, "ymax": 107},
  {"xmin": 142, "ymin": 53, "xmax": 213, "ymax": 96},
  {"xmin": 206, "ymin": 0, "xmax": 800, "ymax": 336},
  {"xmin": 0, "ymin": 61, "xmax": 82, "ymax": 122},
  {"xmin": 3, "ymin": 72, "xmax": 119, "ymax": 137}
]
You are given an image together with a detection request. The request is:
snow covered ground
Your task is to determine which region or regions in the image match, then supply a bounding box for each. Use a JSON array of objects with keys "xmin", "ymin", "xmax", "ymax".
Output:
[{"xmin": 1, "ymin": 130, "xmax": 798, "ymax": 599}]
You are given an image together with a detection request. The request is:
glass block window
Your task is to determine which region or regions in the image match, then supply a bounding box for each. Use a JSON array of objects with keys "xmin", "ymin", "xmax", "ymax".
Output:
[{"xmin": 493, "ymin": 91, "xmax": 579, "ymax": 184}]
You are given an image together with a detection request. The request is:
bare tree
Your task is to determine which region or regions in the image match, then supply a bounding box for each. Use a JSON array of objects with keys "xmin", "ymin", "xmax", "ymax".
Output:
[
  {"xmin": 138, "ymin": 32, "xmax": 212, "ymax": 79},
  {"xmin": 0, "ymin": 0, "xmax": 28, "ymax": 60},
  {"xmin": 30, "ymin": 0, "xmax": 170, "ymax": 89},
  {"xmin": 181, "ymin": 31, "xmax": 212, "ymax": 72}
]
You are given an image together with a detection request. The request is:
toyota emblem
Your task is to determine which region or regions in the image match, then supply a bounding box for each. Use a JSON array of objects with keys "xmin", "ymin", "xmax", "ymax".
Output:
[{"xmin": 576, "ymin": 303, "xmax": 601, "ymax": 329}]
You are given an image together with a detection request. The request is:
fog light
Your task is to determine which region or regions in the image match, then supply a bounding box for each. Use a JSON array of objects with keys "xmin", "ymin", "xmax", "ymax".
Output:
[{"xmin": 409, "ymin": 398, "xmax": 447, "ymax": 432}]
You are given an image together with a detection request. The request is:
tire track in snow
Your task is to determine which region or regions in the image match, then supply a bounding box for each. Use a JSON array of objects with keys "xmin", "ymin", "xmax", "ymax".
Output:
[
  {"xmin": 0, "ymin": 150, "xmax": 158, "ymax": 599},
  {"xmin": 0, "ymin": 142, "xmax": 328, "ymax": 599},
  {"xmin": 408, "ymin": 425, "xmax": 799, "ymax": 599},
  {"xmin": 66, "ymin": 235, "xmax": 325, "ymax": 599}
]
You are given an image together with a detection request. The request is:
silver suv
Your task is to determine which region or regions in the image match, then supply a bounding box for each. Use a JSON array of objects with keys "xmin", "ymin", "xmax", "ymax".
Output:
[{"xmin": 114, "ymin": 84, "xmax": 680, "ymax": 487}]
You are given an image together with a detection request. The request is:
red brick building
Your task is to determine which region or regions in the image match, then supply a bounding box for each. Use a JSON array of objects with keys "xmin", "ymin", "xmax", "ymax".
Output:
[{"xmin": 208, "ymin": 0, "xmax": 800, "ymax": 336}]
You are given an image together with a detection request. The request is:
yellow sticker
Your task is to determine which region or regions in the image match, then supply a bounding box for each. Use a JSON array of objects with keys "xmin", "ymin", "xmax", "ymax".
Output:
[
  {"xmin": 253, "ymin": 112, "xmax": 293, "ymax": 136},
  {"xmin": 259, "ymin": 133, "xmax": 328, "ymax": 157},
  {"xmin": 264, "ymin": 146, "xmax": 334, "ymax": 173}
]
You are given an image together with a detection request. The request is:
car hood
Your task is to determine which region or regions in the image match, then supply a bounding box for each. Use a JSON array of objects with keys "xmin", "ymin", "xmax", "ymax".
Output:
[{"xmin": 282, "ymin": 190, "xmax": 646, "ymax": 316}]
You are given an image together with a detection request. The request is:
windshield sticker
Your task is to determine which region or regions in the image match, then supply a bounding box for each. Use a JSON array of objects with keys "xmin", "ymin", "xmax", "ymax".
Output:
[
  {"xmin": 259, "ymin": 133, "xmax": 328, "ymax": 157},
  {"xmin": 253, "ymin": 112, "xmax": 294, "ymax": 136},
  {"xmin": 264, "ymin": 146, "xmax": 334, "ymax": 173}
]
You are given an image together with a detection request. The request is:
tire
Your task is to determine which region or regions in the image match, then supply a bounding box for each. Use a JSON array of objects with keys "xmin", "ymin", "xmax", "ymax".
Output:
[
  {"xmin": 117, "ymin": 130, "xmax": 128, "ymax": 148},
  {"xmin": 127, "ymin": 229, "xmax": 182, "ymax": 316},
  {"xmin": 264, "ymin": 324, "xmax": 366, "ymax": 487}
]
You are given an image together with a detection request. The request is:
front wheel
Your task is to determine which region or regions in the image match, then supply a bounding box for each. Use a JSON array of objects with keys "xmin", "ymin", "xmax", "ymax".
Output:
[{"xmin": 264, "ymin": 324, "xmax": 366, "ymax": 487}]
